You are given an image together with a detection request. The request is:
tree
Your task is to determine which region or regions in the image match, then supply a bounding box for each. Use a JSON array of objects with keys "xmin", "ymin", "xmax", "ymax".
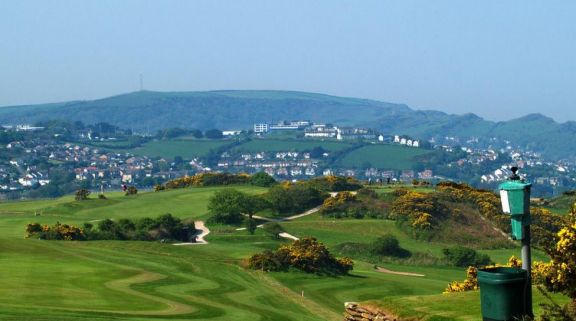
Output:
[
  {"xmin": 250, "ymin": 172, "xmax": 276, "ymax": 187},
  {"xmin": 207, "ymin": 188, "xmax": 249, "ymax": 224},
  {"xmin": 125, "ymin": 186, "xmax": 138, "ymax": 196},
  {"xmin": 309, "ymin": 146, "xmax": 327, "ymax": 159},
  {"xmin": 205, "ymin": 129, "xmax": 223, "ymax": 139},
  {"xmin": 246, "ymin": 218, "xmax": 257, "ymax": 235},
  {"xmin": 75, "ymin": 189, "xmax": 91, "ymax": 201},
  {"xmin": 262, "ymin": 222, "xmax": 284, "ymax": 239},
  {"xmin": 190, "ymin": 129, "xmax": 203, "ymax": 138}
]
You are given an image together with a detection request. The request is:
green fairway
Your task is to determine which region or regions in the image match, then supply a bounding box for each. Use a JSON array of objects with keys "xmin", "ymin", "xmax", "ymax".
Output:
[
  {"xmin": 0, "ymin": 186, "xmax": 566, "ymax": 320},
  {"xmin": 337, "ymin": 144, "xmax": 431, "ymax": 170},
  {"xmin": 232, "ymin": 138, "xmax": 352, "ymax": 153}
]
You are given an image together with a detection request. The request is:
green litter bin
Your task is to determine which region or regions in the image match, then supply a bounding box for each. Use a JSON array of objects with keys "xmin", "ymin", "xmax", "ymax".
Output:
[{"xmin": 478, "ymin": 267, "xmax": 528, "ymax": 321}]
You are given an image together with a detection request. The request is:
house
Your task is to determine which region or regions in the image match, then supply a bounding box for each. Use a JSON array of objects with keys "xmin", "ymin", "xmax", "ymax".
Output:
[
  {"xmin": 336, "ymin": 127, "xmax": 376, "ymax": 140},
  {"xmin": 290, "ymin": 167, "xmax": 303, "ymax": 176},
  {"xmin": 222, "ymin": 130, "xmax": 241, "ymax": 136},
  {"xmin": 254, "ymin": 123, "xmax": 269, "ymax": 133},
  {"xmin": 304, "ymin": 125, "xmax": 337, "ymax": 138},
  {"xmin": 418, "ymin": 170, "xmax": 433, "ymax": 179}
]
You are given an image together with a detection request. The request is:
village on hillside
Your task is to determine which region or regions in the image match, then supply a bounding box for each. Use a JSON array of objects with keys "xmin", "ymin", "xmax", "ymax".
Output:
[{"xmin": 0, "ymin": 120, "xmax": 574, "ymax": 199}]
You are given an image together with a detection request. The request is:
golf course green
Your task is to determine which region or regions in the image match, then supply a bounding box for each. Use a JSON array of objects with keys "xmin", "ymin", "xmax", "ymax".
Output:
[{"xmin": 0, "ymin": 186, "xmax": 566, "ymax": 320}]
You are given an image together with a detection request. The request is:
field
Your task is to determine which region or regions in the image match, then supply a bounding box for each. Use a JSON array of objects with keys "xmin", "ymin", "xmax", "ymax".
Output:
[
  {"xmin": 231, "ymin": 138, "xmax": 352, "ymax": 153},
  {"xmin": 337, "ymin": 144, "xmax": 432, "ymax": 170},
  {"xmin": 0, "ymin": 186, "xmax": 567, "ymax": 320},
  {"xmin": 116, "ymin": 139, "xmax": 231, "ymax": 159}
]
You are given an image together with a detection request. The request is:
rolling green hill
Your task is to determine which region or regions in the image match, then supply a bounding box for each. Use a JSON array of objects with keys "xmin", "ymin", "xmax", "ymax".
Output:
[{"xmin": 1, "ymin": 90, "xmax": 575, "ymax": 159}]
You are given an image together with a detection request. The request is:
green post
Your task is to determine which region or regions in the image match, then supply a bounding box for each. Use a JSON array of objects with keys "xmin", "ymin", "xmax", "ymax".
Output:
[{"xmin": 498, "ymin": 167, "xmax": 533, "ymax": 318}]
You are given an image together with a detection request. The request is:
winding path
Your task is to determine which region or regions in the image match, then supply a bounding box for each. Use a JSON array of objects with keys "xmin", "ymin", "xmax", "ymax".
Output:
[
  {"xmin": 173, "ymin": 221, "xmax": 210, "ymax": 245},
  {"xmin": 375, "ymin": 266, "xmax": 425, "ymax": 277}
]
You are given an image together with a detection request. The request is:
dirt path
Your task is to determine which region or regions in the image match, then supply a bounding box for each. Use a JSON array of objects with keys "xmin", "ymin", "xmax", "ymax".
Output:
[
  {"xmin": 173, "ymin": 221, "xmax": 210, "ymax": 245},
  {"xmin": 375, "ymin": 266, "xmax": 425, "ymax": 277}
]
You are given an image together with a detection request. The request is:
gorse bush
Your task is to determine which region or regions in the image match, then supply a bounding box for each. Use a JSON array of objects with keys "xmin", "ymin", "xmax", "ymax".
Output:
[
  {"xmin": 248, "ymin": 237, "xmax": 353, "ymax": 275},
  {"xmin": 26, "ymin": 222, "xmax": 85, "ymax": 241}
]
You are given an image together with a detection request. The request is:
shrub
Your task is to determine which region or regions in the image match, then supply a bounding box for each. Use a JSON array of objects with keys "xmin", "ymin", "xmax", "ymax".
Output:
[
  {"xmin": 125, "ymin": 186, "xmax": 138, "ymax": 196},
  {"xmin": 262, "ymin": 222, "xmax": 285, "ymax": 239},
  {"xmin": 442, "ymin": 246, "xmax": 492, "ymax": 267},
  {"xmin": 25, "ymin": 222, "xmax": 85, "ymax": 241},
  {"xmin": 248, "ymin": 237, "xmax": 353, "ymax": 275},
  {"xmin": 75, "ymin": 189, "xmax": 90, "ymax": 201},
  {"xmin": 371, "ymin": 234, "xmax": 402, "ymax": 257}
]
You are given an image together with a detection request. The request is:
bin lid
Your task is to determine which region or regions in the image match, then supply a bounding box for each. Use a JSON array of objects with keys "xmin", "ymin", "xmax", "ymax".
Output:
[
  {"xmin": 478, "ymin": 267, "xmax": 527, "ymax": 284},
  {"xmin": 499, "ymin": 180, "xmax": 531, "ymax": 191}
]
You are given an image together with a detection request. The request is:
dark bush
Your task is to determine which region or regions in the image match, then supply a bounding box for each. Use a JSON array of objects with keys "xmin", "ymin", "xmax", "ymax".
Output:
[{"xmin": 442, "ymin": 246, "xmax": 493, "ymax": 267}]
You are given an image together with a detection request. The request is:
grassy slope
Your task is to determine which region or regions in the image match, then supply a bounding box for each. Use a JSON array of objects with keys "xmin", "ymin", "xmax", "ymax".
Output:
[
  {"xmin": 117, "ymin": 139, "xmax": 231, "ymax": 159},
  {"xmin": 232, "ymin": 139, "xmax": 352, "ymax": 153},
  {"xmin": 337, "ymin": 144, "xmax": 432, "ymax": 170},
  {"xmin": 0, "ymin": 186, "xmax": 566, "ymax": 320}
]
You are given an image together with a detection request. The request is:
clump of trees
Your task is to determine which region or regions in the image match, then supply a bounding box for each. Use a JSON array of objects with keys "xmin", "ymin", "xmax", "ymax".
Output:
[
  {"xmin": 304, "ymin": 175, "xmax": 362, "ymax": 192},
  {"xmin": 163, "ymin": 173, "xmax": 252, "ymax": 189},
  {"xmin": 248, "ymin": 237, "xmax": 353, "ymax": 275},
  {"xmin": 160, "ymin": 172, "xmax": 277, "ymax": 190},
  {"xmin": 26, "ymin": 214, "xmax": 195, "ymax": 242},
  {"xmin": 266, "ymin": 182, "xmax": 327, "ymax": 215},
  {"xmin": 207, "ymin": 189, "xmax": 268, "ymax": 224}
]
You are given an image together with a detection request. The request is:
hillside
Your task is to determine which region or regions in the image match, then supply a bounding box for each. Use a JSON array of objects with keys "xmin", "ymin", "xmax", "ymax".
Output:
[{"xmin": 1, "ymin": 90, "xmax": 576, "ymax": 159}]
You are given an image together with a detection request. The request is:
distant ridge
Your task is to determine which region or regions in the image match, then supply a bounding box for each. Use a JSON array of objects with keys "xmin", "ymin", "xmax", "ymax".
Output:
[{"xmin": 0, "ymin": 90, "xmax": 574, "ymax": 159}]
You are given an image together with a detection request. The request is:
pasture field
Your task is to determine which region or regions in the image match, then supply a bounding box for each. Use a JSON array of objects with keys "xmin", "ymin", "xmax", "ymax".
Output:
[
  {"xmin": 337, "ymin": 144, "xmax": 432, "ymax": 170},
  {"xmin": 0, "ymin": 186, "xmax": 565, "ymax": 320},
  {"xmin": 116, "ymin": 139, "xmax": 231, "ymax": 159},
  {"xmin": 231, "ymin": 138, "xmax": 352, "ymax": 153}
]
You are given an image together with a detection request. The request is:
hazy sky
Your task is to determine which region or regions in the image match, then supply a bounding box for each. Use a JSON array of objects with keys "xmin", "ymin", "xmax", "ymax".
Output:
[{"xmin": 1, "ymin": 1, "xmax": 575, "ymax": 122}]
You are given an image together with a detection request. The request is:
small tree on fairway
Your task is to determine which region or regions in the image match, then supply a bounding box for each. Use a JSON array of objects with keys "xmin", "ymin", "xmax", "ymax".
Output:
[
  {"xmin": 262, "ymin": 222, "xmax": 284, "ymax": 239},
  {"xmin": 246, "ymin": 218, "xmax": 257, "ymax": 235},
  {"xmin": 125, "ymin": 186, "xmax": 138, "ymax": 196},
  {"xmin": 75, "ymin": 189, "xmax": 90, "ymax": 201}
]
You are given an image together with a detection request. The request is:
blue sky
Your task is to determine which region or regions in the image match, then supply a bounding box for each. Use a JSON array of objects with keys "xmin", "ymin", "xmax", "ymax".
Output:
[{"xmin": 1, "ymin": 0, "xmax": 575, "ymax": 121}]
